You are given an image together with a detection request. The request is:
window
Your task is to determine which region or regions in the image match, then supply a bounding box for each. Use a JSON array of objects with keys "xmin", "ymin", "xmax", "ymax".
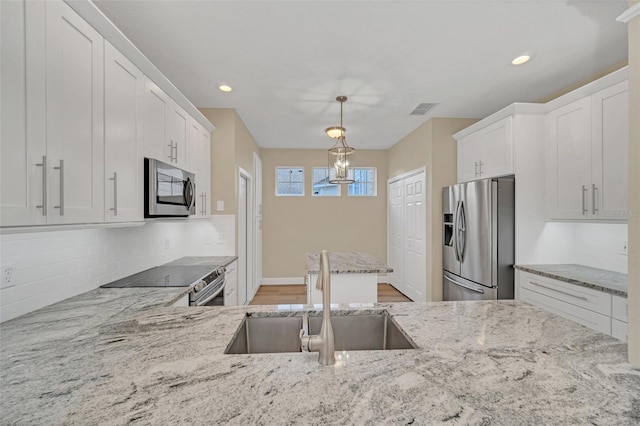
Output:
[
  {"xmin": 348, "ymin": 167, "xmax": 377, "ymax": 196},
  {"xmin": 312, "ymin": 168, "xmax": 341, "ymax": 196},
  {"xmin": 275, "ymin": 167, "xmax": 304, "ymax": 196}
]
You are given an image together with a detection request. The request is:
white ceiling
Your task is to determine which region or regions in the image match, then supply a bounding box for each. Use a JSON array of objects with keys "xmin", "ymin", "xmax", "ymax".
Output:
[{"xmin": 93, "ymin": 0, "xmax": 629, "ymax": 150}]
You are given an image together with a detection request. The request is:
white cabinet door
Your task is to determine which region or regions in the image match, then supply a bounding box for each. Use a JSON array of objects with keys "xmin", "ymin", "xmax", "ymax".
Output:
[
  {"xmin": 44, "ymin": 0, "xmax": 104, "ymax": 224},
  {"xmin": 457, "ymin": 116, "xmax": 513, "ymax": 183},
  {"xmin": 169, "ymin": 102, "xmax": 189, "ymax": 169},
  {"xmin": 546, "ymin": 97, "xmax": 592, "ymax": 220},
  {"xmin": 143, "ymin": 79, "xmax": 171, "ymax": 163},
  {"xmin": 457, "ymin": 132, "xmax": 481, "ymax": 183},
  {"xmin": 104, "ymin": 42, "xmax": 144, "ymax": 223},
  {"xmin": 481, "ymin": 116, "xmax": 513, "ymax": 178},
  {"xmin": 0, "ymin": 0, "xmax": 44, "ymax": 226},
  {"xmin": 189, "ymin": 118, "xmax": 211, "ymax": 216},
  {"xmin": 591, "ymin": 81, "xmax": 628, "ymax": 220}
]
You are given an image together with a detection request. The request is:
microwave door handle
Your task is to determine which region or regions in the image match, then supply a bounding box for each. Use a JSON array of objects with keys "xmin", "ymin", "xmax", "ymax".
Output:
[{"xmin": 184, "ymin": 178, "xmax": 195, "ymax": 211}]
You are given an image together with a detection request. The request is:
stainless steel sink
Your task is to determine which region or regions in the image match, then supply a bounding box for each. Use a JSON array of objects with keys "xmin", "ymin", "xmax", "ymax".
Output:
[{"xmin": 224, "ymin": 312, "xmax": 416, "ymax": 354}]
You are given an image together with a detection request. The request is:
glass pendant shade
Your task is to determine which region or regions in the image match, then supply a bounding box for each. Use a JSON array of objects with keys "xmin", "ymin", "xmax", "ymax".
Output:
[
  {"xmin": 328, "ymin": 137, "xmax": 355, "ymax": 184},
  {"xmin": 326, "ymin": 96, "xmax": 355, "ymax": 184}
]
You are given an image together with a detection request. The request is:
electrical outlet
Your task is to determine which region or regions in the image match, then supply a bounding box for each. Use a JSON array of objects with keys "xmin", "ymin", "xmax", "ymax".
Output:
[
  {"xmin": 164, "ymin": 237, "xmax": 171, "ymax": 250},
  {"xmin": 622, "ymin": 241, "xmax": 628, "ymax": 256},
  {"xmin": 2, "ymin": 262, "xmax": 16, "ymax": 289}
]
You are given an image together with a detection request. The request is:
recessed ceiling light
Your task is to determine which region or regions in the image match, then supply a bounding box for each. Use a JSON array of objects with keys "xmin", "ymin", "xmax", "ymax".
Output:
[
  {"xmin": 218, "ymin": 84, "xmax": 233, "ymax": 92},
  {"xmin": 512, "ymin": 55, "xmax": 531, "ymax": 66}
]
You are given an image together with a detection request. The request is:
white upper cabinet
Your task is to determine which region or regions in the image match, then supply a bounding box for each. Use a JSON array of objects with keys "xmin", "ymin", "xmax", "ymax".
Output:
[
  {"xmin": 546, "ymin": 79, "xmax": 628, "ymax": 221},
  {"xmin": 169, "ymin": 103, "xmax": 190, "ymax": 169},
  {"xmin": 104, "ymin": 41, "xmax": 144, "ymax": 223},
  {"xmin": 591, "ymin": 81, "xmax": 628, "ymax": 220},
  {"xmin": 2, "ymin": 0, "xmax": 105, "ymax": 227},
  {"xmin": 0, "ymin": 0, "xmax": 37, "ymax": 226},
  {"xmin": 457, "ymin": 116, "xmax": 513, "ymax": 182},
  {"xmin": 189, "ymin": 118, "xmax": 212, "ymax": 216},
  {"xmin": 44, "ymin": 0, "xmax": 105, "ymax": 225},
  {"xmin": 143, "ymin": 79, "xmax": 171, "ymax": 163}
]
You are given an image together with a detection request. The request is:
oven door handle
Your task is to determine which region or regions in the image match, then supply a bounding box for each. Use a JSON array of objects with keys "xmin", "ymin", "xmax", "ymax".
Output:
[{"xmin": 195, "ymin": 278, "xmax": 225, "ymax": 306}]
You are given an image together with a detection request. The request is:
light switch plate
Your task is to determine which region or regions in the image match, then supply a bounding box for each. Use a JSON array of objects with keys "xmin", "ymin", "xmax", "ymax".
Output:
[{"xmin": 216, "ymin": 200, "xmax": 224, "ymax": 212}]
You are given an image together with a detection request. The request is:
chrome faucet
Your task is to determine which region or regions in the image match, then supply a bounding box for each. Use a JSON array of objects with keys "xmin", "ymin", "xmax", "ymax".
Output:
[{"xmin": 300, "ymin": 250, "xmax": 335, "ymax": 365}]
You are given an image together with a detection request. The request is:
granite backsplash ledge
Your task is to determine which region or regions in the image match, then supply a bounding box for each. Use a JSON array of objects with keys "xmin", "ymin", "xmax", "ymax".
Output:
[{"xmin": 515, "ymin": 264, "xmax": 628, "ymax": 296}]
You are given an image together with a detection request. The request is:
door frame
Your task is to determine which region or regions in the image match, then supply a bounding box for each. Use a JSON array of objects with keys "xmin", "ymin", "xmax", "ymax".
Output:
[{"xmin": 238, "ymin": 167, "xmax": 253, "ymax": 305}]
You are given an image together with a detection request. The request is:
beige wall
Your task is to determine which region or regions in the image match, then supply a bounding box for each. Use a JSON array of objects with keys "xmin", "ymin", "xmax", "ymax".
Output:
[
  {"xmin": 627, "ymin": 3, "xmax": 639, "ymax": 365},
  {"xmin": 261, "ymin": 149, "xmax": 388, "ymax": 278},
  {"xmin": 388, "ymin": 117, "xmax": 478, "ymax": 301},
  {"xmin": 199, "ymin": 108, "xmax": 238, "ymax": 215}
]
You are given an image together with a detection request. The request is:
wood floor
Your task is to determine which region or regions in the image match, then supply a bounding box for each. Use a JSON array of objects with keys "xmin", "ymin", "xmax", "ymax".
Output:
[{"xmin": 249, "ymin": 283, "xmax": 412, "ymax": 305}]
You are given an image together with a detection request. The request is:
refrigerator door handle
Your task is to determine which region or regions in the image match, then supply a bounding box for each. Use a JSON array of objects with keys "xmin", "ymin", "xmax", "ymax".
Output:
[
  {"xmin": 453, "ymin": 200, "xmax": 460, "ymax": 261},
  {"xmin": 444, "ymin": 274, "xmax": 485, "ymax": 294},
  {"xmin": 457, "ymin": 200, "xmax": 466, "ymax": 261}
]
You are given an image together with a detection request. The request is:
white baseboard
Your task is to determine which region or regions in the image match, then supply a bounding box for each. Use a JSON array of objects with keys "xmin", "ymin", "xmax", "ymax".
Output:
[{"xmin": 261, "ymin": 277, "xmax": 305, "ymax": 285}]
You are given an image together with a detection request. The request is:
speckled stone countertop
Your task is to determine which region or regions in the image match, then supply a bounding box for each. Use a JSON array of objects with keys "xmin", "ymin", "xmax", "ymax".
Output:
[
  {"xmin": 306, "ymin": 251, "xmax": 393, "ymax": 274},
  {"xmin": 1, "ymin": 287, "xmax": 639, "ymax": 424},
  {"xmin": 515, "ymin": 264, "xmax": 628, "ymax": 297}
]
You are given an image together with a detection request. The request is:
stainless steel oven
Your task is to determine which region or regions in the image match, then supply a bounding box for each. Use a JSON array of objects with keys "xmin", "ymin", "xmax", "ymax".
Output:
[
  {"xmin": 191, "ymin": 268, "xmax": 226, "ymax": 306},
  {"xmin": 145, "ymin": 158, "xmax": 196, "ymax": 217}
]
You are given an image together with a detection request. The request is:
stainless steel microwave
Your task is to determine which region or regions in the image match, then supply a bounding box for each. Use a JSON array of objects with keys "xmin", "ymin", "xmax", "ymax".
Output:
[{"xmin": 144, "ymin": 158, "xmax": 196, "ymax": 217}]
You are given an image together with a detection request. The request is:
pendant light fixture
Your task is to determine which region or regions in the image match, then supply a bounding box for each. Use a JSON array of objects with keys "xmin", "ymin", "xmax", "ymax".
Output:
[{"xmin": 326, "ymin": 96, "xmax": 355, "ymax": 184}]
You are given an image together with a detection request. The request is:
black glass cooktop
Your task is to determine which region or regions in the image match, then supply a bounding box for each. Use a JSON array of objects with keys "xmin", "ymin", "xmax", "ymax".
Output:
[{"xmin": 101, "ymin": 265, "xmax": 217, "ymax": 288}]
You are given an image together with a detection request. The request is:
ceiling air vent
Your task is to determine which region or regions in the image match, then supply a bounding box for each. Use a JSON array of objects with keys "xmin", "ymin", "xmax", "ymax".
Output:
[{"xmin": 410, "ymin": 103, "xmax": 437, "ymax": 116}]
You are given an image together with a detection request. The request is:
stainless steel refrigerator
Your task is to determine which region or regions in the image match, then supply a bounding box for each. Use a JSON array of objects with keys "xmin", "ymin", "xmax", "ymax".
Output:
[{"xmin": 442, "ymin": 176, "xmax": 515, "ymax": 301}]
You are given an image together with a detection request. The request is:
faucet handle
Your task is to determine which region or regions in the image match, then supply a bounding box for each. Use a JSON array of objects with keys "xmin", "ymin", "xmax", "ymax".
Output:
[{"xmin": 300, "ymin": 314, "xmax": 310, "ymax": 351}]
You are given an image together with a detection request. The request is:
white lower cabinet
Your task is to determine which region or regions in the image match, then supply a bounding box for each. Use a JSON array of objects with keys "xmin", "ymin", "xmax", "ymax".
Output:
[
  {"xmin": 518, "ymin": 271, "xmax": 627, "ymax": 341},
  {"xmin": 224, "ymin": 261, "xmax": 237, "ymax": 306}
]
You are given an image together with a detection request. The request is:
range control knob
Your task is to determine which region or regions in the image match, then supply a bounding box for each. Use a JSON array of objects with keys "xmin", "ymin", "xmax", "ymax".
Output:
[
  {"xmin": 194, "ymin": 280, "xmax": 206, "ymax": 292},
  {"xmin": 217, "ymin": 267, "xmax": 226, "ymax": 275}
]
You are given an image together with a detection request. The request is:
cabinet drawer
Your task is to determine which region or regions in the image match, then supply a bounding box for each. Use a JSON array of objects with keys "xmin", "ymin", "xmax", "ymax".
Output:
[
  {"xmin": 521, "ymin": 288, "xmax": 611, "ymax": 335},
  {"xmin": 520, "ymin": 272, "xmax": 611, "ymax": 316},
  {"xmin": 611, "ymin": 318, "xmax": 627, "ymax": 342},
  {"xmin": 611, "ymin": 295, "xmax": 628, "ymax": 322}
]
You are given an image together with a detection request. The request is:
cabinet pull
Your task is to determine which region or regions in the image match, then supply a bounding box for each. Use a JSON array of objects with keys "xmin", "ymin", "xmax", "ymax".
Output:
[
  {"xmin": 529, "ymin": 281, "xmax": 589, "ymax": 301},
  {"xmin": 581, "ymin": 185, "xmax": 587, "ymax": 215},
  {"xmin": 474, "ymin": 161, "xmax": 479, "ymax": 177},
  {"xmin": 36, "ymin": 155, "xmax": 47, "ymax": 215},
  {"xmin": 110, "ymin": 172, "xmax": 118, "ymax": 216},
  {"xmin": 175, "ymin": 143, "xmax": 178, "ymax": 162},
  {"xmin": 54, "ymin": 159, "xmax": 64, "ymax": 215},
  {"xmin": 478, "ymin": 161, "xmax": 484, "ymax": 176},
  {"xmin": 168, "ymin": 141, "xmax": 176, "ymax": 162},
  {"xmin": 592, "ymin": 184, "xmax": 598, "ymax": 215},
  {"xmin": 202, "ymin": 192, "xmax": 207, "ymax": 215}
]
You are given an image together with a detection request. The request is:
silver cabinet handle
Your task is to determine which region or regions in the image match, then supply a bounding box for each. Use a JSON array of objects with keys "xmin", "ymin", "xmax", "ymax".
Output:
[
  {"xmin": 444, "ymin": 275, "xmax": 484, "ymax": 294},
  {"xmin": 54, "ymin": 159, "xmax": 64, "ymax": 215},
  {"xmin": 529, "ymin": 281, "xmax": 589, "ymax": 301},
  {"xmin": 478, "ymin": 161, "xmax": 484, "ymax": 176},
  {"xmin": 168, "ymin": 141, "xmax": 176, "ymax": 162},
  {"xmin": 36, "ymin": 155, "xmax": 47, "ymax": 215},
  {"xmin": 474, "ymin": 161, "xmax": 478, "ymax": 177},
  {"xmin": 110, "ymin": 172, "xmax": 118, "ymax": 216},
  {"xmin": 175, "ymin": 142, "xmax": 178, "ymax": 162},
  {"xmin": 581, "ymin": 185, "xmax": 587, "ymax": 215},
  {"xmin": 592, "ymin": 184, "xmax": 598, "ymax": 215}
]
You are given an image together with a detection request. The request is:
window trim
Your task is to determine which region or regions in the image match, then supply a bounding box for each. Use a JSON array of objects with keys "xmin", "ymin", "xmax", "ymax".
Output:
[
  {"xmin": 275, "ymin": 166, "xmax": 305, "ymax": 197},
  {"xmin": 348, "ymin": 167, "xmax": 377, "ymax": 197},
  {"xmin": 311, "ymin": 167, "xmax": 341, "ymax": 197}
]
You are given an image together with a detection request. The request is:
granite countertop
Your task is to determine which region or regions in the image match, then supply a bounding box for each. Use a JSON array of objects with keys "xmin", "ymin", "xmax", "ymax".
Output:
[
  {"xmin": 515, "ymin": 264, "xmax": 628, "ymax": 297},
  {"xmin": 1, "ymin": 287, "xmax": 639, "ymax": 424},
  {"xmin": 306, "ymin": 251, "xmax": 393, "ymax": 274}
]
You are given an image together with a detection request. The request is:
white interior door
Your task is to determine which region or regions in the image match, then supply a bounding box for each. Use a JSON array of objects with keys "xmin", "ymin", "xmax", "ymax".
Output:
[
  {"xmin": 238, "ymin": 170, "xmax": 253, "ymax": 305},
  {"xmin": 253, "ymin": 153, "xmax": 263, "ymax": 295},
  {"xmin": 403, "ymin": 172, "xmax": 426, "ymax": 301},
  {"xmin": 388, "ymin": 169, "xmax": 426, "ymax": 302}
]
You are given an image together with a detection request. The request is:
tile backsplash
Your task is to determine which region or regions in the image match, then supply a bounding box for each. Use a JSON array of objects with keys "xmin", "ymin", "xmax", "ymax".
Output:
[{"xmin": 0, "ymin": 216, "xmax": 235, "ymax": 323}]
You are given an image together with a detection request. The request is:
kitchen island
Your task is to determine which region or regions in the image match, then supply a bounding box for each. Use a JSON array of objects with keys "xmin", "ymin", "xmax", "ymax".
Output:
[
  {"xmin": 1, "ymin": 287, "xmax": 639, "ymax": 424},
  {"xmin": 305, "ymin": 251, "xmax": 393, "ymax": 304}
]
